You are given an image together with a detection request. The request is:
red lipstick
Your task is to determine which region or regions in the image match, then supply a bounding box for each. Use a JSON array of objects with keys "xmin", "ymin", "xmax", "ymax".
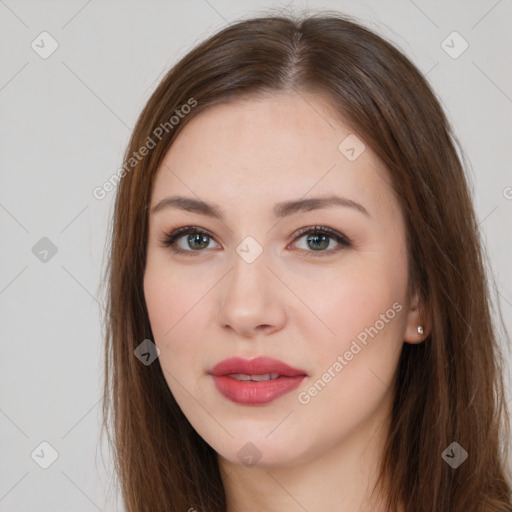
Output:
[{"xmin": 209, "ymin": 357, "xmax": 307, "ymax": 405}]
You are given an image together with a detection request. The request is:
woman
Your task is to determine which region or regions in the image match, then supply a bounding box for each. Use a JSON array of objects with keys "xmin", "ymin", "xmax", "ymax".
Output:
[{"xmin": 101, "ymin": 11, "xmax": 512, "ymax": 512}]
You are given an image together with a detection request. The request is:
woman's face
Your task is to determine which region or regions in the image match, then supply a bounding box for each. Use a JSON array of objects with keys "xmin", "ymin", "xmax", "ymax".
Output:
[{"xmin": 144, "ymin": 91, "xmax": 423, "ymax": 469}]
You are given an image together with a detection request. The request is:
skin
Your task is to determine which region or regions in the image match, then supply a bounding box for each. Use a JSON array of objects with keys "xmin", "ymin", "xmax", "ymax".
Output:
[{"xmin": 143, "ymin": 90, "xmax": 428, "ymax": 512}]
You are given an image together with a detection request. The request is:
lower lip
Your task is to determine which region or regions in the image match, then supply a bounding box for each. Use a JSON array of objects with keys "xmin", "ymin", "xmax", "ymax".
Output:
[{"xmin": 211, "ymin": 375, "xmax": 306, "ymax": 405}]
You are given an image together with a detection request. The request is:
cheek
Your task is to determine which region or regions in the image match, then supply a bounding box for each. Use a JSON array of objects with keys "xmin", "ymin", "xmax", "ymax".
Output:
[
  {"xmin": 143, "ymin": 263, "xmax": 196, "ymax": 349},
  {"xmin": 331, "ymin": 282, "xmax": 404, "ymax": 342},
  {"xmin": 292, "ymin": 266, "xmax": 407, "ymax": 433},
  {"xmin": 143, "ymin": 273, "xmax": 173, "ymax": 341},
  {"xmin": 297, "ymin": 249, "xmax": 408, "ymax": 367},
  {"xmin": 143, "ymin": 263, "xmax": 220, "ymax": 420},
  {"xmin": 144, "ymin": 275, "xmax": 194, "ymax": 405}
]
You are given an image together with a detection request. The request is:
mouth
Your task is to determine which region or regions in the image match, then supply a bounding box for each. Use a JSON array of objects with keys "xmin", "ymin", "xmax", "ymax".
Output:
[{"xmin": 209, "ymin": 356, "xmax": 308, "ymax": 405}]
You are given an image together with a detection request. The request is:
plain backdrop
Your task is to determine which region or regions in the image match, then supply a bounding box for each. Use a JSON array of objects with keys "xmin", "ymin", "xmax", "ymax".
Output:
[{"xmin": 0, "ymin": 0, "xmax": 511, "ymax": 510}]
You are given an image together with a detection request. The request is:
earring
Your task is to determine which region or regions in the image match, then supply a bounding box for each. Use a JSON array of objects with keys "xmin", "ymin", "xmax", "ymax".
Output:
[{"xmin": 417, "ymin": 325, "xmax": 424, "ymax": 335}]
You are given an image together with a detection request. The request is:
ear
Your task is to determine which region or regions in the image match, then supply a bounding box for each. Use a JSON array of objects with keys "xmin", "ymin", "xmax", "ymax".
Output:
[{"xmin": 404, "ymin": 291, "xmax": 430, "ymax": 344}]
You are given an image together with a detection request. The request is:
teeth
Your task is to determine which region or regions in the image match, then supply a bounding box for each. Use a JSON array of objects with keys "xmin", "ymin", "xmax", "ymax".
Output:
[
  {"xmin": 229, "ymin": 373, "xmax": 252, "ymax": 381},
  {"xmin": 252, "ymin": 373, "xmax": 280, "ymax": 381},
  {"xmin": 228, "ymin": 373, "xmax": 281, "ymax": 381}
]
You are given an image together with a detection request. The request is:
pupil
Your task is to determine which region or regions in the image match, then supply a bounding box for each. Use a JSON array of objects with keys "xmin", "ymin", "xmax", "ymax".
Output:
[
  {"xmin": 307, "ymin": 233, "xmax": 329, "ymax": 250},
  {"xmin": 188, "ymin": 233, "xmax": 209, "ymax": 250}
]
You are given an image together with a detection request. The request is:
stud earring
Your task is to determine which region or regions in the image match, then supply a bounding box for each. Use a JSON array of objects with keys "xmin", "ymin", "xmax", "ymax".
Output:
[{"xmin": 417, "ymin": 325, "xmax": 424, "ymax": 335}]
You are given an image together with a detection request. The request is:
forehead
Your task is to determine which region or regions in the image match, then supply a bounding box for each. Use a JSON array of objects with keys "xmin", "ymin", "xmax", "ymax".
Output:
[{"xmin": 151, "ymin": 92, "xmax": 397, "ymax": 220}]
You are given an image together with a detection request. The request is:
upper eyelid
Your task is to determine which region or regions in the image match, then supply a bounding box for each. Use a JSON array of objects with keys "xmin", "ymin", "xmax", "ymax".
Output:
[{"xmin": 166, "ymin": 225, "xmax": 342, "ymax": 240}]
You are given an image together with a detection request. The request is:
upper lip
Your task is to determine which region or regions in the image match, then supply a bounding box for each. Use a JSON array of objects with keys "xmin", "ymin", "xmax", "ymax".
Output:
[{"xmin": 209, "ymin": 357, "xmax": 308, "ymax": 377}]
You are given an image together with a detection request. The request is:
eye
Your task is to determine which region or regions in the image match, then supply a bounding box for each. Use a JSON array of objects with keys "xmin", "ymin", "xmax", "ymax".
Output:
[
  {"xmin": 159, "ymin": 225, "xmax": 352, "ymax": 257},
  {"xmin": 290, "ymin": 225, "xmax": 352, "ymax": 257},
  {"xmin": 159, "ymin": 226, "xmax": 220, "ymax": 256}
]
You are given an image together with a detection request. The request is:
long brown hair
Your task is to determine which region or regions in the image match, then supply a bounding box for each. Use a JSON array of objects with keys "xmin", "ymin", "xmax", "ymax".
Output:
[{"xmin": 100, "ymin": 11, "xmax": 512, "ymax": 512}]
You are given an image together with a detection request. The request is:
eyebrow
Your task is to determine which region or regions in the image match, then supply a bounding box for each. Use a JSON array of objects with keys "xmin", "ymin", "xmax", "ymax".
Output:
[{"xmin": 150, "ymin": 194, "xmax": 370, "ymax": 219}]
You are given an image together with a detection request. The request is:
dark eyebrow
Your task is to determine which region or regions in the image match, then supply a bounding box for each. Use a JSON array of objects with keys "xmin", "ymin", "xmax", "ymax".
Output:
[{"xmin": 150, "ymin": 194, "xmax": 370, "ymax": 219}]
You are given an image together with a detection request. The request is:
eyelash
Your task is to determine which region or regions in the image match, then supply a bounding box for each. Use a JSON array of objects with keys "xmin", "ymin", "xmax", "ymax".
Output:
[{"xmin": 158, "ymin": 225, "xmax": 352, "ymax": 258}]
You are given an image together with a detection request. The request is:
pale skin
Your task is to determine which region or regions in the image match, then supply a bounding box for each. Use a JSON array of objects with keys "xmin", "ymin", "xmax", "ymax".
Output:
[{"xmin": 143, "ymin": 91, "xmax": 429, "ymax": 512}]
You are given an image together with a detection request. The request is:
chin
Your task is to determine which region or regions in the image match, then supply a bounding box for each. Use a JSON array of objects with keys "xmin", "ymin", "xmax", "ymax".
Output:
[{"xmin": 213, "ymin": 435, "xmax": 310, "ymax": 470}]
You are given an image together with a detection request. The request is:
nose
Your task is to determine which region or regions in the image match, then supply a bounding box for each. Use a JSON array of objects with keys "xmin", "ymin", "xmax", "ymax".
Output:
[{"xmin": 216, "ymin": 249, "xmax": 287, "ymax": 338}]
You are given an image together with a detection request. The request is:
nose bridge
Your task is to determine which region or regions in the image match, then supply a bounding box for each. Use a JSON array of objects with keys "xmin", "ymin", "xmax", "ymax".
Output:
[
  {"xmin": 216, "ymin": 238, "xmax": 286, "ymax": 335},
  {"xmin": 226, "ymin": 239, "xmax": 272, "ymax": 302}
]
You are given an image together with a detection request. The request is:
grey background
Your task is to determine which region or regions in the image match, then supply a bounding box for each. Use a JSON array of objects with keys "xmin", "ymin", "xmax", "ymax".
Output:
[{"xmin": 1, "ymin": 0, "xmax": 511, "ymax": 510}]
